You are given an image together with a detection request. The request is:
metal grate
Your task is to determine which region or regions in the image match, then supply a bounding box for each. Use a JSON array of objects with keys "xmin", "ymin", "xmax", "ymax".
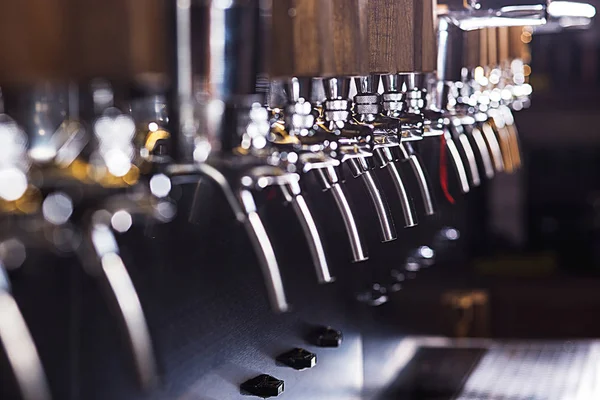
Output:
[{"xmin": 456, "ymin": 341, "xmax": 600, "ymax": 400}]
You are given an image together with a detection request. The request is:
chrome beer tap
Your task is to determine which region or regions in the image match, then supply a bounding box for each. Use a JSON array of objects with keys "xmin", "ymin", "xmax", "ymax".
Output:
[
  {"xmin": 0, "ymin": 110, "xmax": 52, "ymax": 400},
  {"xmin": 165, "ymin": 0, "xmax": 339, "ymax": 312},
  {"xmin": 271, "ymin": 76, "xmax": 374, "ymax": 266},
  {"xmin": 436, "ymin": 16, "xmax": 493, "ymax": 194},
  {"xmin": 318, "ymin": 77, "xmax": 400, "ymax": 240},
  {"xmin": 353, "ymin": 74, "xmax": 427, "ymax": 222},
  {"xmin": 12, "ymin": 81, "xmax": 162, "ymax": 390}
]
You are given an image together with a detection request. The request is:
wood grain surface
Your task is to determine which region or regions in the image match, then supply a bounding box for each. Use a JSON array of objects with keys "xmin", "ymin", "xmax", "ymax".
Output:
[
  {"xmin": 465, "ymin": 29, "xmax": 481, "ymax": 70},
  {"xmin": 368, "ymin": 0, "xmax": 438, "ymax": 74},
  {"xmin": 479, "ymin": 28, "xmax": 489, "ymax": 68},
  {"xmin": 486, "ymin": 28, "xmax": 498, "ymax": 67},
  {"xmin": 0, "ymin": 0, "xmax": 168, "ymax": 84},
  {"xmin": 508, "ymin": 26, "xmax": 525, "ymax": 60},
  {"xmin": 497, "ymin": 26, "xmax": 510, "ymax": 64}
]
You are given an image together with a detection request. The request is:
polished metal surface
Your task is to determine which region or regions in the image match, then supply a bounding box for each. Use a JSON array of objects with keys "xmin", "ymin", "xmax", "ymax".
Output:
[
  {"xmin": 398, "ymin": 143, "xmax": 436, "ymax": 216},
  {"xmin": 444, "ymin": 128, "xmax": 471, "ymax": 194},
  {"xmin": 314, "ymin": 166, "xmax": 368, "ymax": 263},
  {"xmin": 330, "ymin": 183, "xmax": 368, "ymax": 263},
  {"xmin": 0, "ymin": 266, "xmax": 51, "ymax": 400},
  {"xmin": 238, "ymin": 189, "xmax": 289, "ymax": 312},
  {"xmin": 469, "ymin": 124, "xmax": 496, "ymax": 179},
  {"xmin": 452, "ymin": 118, "xmax": 482, "ymax": 187},
  {"xmin": 360, "ymin": 170, "xmax": 397, "ymax": 242},
  {"xmin": 379, "ymin": 149, "xmax": 418, "ymax": 228},
  {"xmin": 280, "ymin": 182, "xmax": 333, "ymax": 284},
  {"xmin": 346, "ymin": 158, "xmax": 397, "ymax": 243},
  {"xmin": 90, "ymin": 222, "xmax": 159, "ymax": 390}
]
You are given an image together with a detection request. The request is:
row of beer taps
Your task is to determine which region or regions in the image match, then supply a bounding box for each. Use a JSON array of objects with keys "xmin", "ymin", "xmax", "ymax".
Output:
[{"xmin": 1, "ymin": 0, "xmax": 592, "ymax": 399}]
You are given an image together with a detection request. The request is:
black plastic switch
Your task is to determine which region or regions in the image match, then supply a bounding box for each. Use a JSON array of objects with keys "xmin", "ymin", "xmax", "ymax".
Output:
[
  {"xmin": 276, "ymin": 348, "xmax": 317, "ymax": 370},
  {"xmin": 240, "ymin": 374, "xmax": 284, "ymax": 398},
  {"xmin": 315, "ymin": 327, "xmax": 343, "ymax": 348}
]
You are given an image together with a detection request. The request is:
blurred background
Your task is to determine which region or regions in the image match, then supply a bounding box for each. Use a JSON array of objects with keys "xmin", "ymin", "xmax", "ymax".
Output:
[{"xmin": 1, "ymin": 1, "xmax": 600, "ymax": 399}]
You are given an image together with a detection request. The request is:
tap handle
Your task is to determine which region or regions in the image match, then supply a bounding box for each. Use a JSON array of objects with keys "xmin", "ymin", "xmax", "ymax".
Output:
[
  {"xmin": 465, "ymin": 29, "xmax": 482, "ymax": 71},
  {"xmin": 87, "ymin": 221, "xmax": 158, "ymax": 390},
  {"xmin": 314, "ymin": 167, "xmax": 368, "ymax": 262},
  {"xmin": 0, "ymin": 266, "xmax": 52, "ymax": 400},
  {"xmin": 479, "ymin": 28, "xmax": 490, "ymax": 69},
  {"xmin": 508, "ymin": 26, "xmax": 529, "ymax": 61},
  {"xmin": 346, "ymin": 158, "xmax": 397, "ymax": 242},
  {"xmin": 398, "ymin": 142, "xmax": 436, "ymax": 216},
  {"xmin": 497, "ymin": 26, "xmax": 510, "ymax": 66},
  {"xmin": 280, "ymin": 183, "xmax": 334, "ymax": 284},
  {"xmin": 0, "ymin": 0, "xmax": 167, "ymax": 84},
  {"xmin": 238, "ymin": 189, "xmax": 290, "ymax": 312},
  {"xmin": 366, "ymin": 0, "xmax": 437, "ymax": 74},
  {"xmin": 443, "ymin": 128, "xmax": 470, "ymax": 194},
  {"xmin": 271, "ymin": 0, "xmax": 366, "ymax": 78},
  {"xmin": 487, "ymin": 27, "xmax": 499, "ymax": 68}
]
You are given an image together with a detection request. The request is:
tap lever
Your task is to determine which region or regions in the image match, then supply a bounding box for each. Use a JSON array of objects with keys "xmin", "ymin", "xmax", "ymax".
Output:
[
  {"xmin": 462, "ymin": 118, "xmax": 495, "ymax": 180},
  {"xmin": 450, "ymin": 118, "xmax": 481, "ymax": 187},
  {"xmin": 280, "ymin": 182, "xmax": 333, "ymax": 284},
  {"xmin": 88, "ymin": 220, "xmax": 158, "ymax": 390},
  {"xmin": 478, "ymin": 117, "xmax": 505, "ymax": 173},
  {"xmin": 374, "ymin": 148, "xmax": 418, "ymax": 227},
  {"xmin": 178, "ymin": 162, "xmax": 292, "ymax": 312},
  {"xmin": 238, "ymin": 189, "xmax": 289, "ymax": 312},
  {"xmin": 346, "ymin": 158, "xmax": 397, "ymax": 243},
  {"xmin": 0, "ymin": 265, "xmax": 52, "ymax": 400},
  {"xmin": 444, "ymin": 128, "xmax": 470, "ymax": 194},
  {"xmin": 397, "ymin": 142, "xmax": 436, "ymax": 216},
  {"xmin": 314, "ymin": 167, "xmax": 368, "ymax": 263}
]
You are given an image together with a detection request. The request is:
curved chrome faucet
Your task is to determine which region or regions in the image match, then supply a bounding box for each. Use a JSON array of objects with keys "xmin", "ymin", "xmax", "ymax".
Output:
[
  {"xmin": 87, "ymin": 219, "xmax": 159, "ymax": 390},
  {"xmin": 0, "ymin": 264, "xmax": 52, "ymax": 400},
  {"xmin": 313, "ymin": 166, "xmax": 368, "ymax": 262},
  {"xmin": 353, "ymin": 75, "xmax": 419, "ymax": 227}
]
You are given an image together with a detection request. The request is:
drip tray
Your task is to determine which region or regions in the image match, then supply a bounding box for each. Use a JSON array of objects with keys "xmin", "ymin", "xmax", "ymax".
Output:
[{"xmin": 378, "ymin": 339, "xmax": 600, "ymax": 400}]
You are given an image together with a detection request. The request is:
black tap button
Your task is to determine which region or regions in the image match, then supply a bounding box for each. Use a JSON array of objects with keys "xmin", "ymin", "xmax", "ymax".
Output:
[
  {"xmin": 276, "ymin": 348, "xmax": 317, "ymax": 370},
  {"xmin": 315, "ymin": 327, "xmax": 343, "ymax": 348},
  {"xmin": 241, "ymin": 374, "xmax": 284, "ymax": 398}
]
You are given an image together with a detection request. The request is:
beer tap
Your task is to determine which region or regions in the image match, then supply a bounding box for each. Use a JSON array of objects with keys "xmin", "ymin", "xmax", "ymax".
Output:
[
  {"xmin": 0, "ymin": 109, "xmax": 52, "ymax": 400},
  {"xmin": 4, "ymin": 81, "xmax": 163, "ymax": 390},
  {"xmin": 435, "ymin": 0, "xmax": 548, "ymax": 191},
  {"xmin": 450, "ymin": 28, "xmax": 497, "ymax": 181},
  {"xmin": 464, "ymin": 28, "xmax": 506, "ymax": 175},
  {"xmin": 270, "ymin": 77, "xmax": 375, "ymax": 264},
  {"xmin": 319, "ymin": 76, "xmax": 403, "ymax": 235},
  {"xmin": 165, "ymin": 0, "xmax": 342, "ymax": 312},
  {"xmin": 0, "ymin": 262, "xmax": 52, "ymax": 400},
  {"xmin": 271, "ymin": 0, "xmax": 399, "ymax": 260},
  {"xmin": 435, "ymin": 16, "xmax": 475, "ymax": 194},
  {"xmin": 394, "ymin": 0, "xmax": 442, "ymax": 215},
  {"xmin": 352, "ymin": 74, "xmax": 421, "ymax": 225}
]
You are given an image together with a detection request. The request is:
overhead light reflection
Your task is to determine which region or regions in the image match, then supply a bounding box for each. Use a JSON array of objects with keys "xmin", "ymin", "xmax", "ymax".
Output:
[{"xmin": 548, "ymin": 1, "xmax": 596, "ymax": 19}]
